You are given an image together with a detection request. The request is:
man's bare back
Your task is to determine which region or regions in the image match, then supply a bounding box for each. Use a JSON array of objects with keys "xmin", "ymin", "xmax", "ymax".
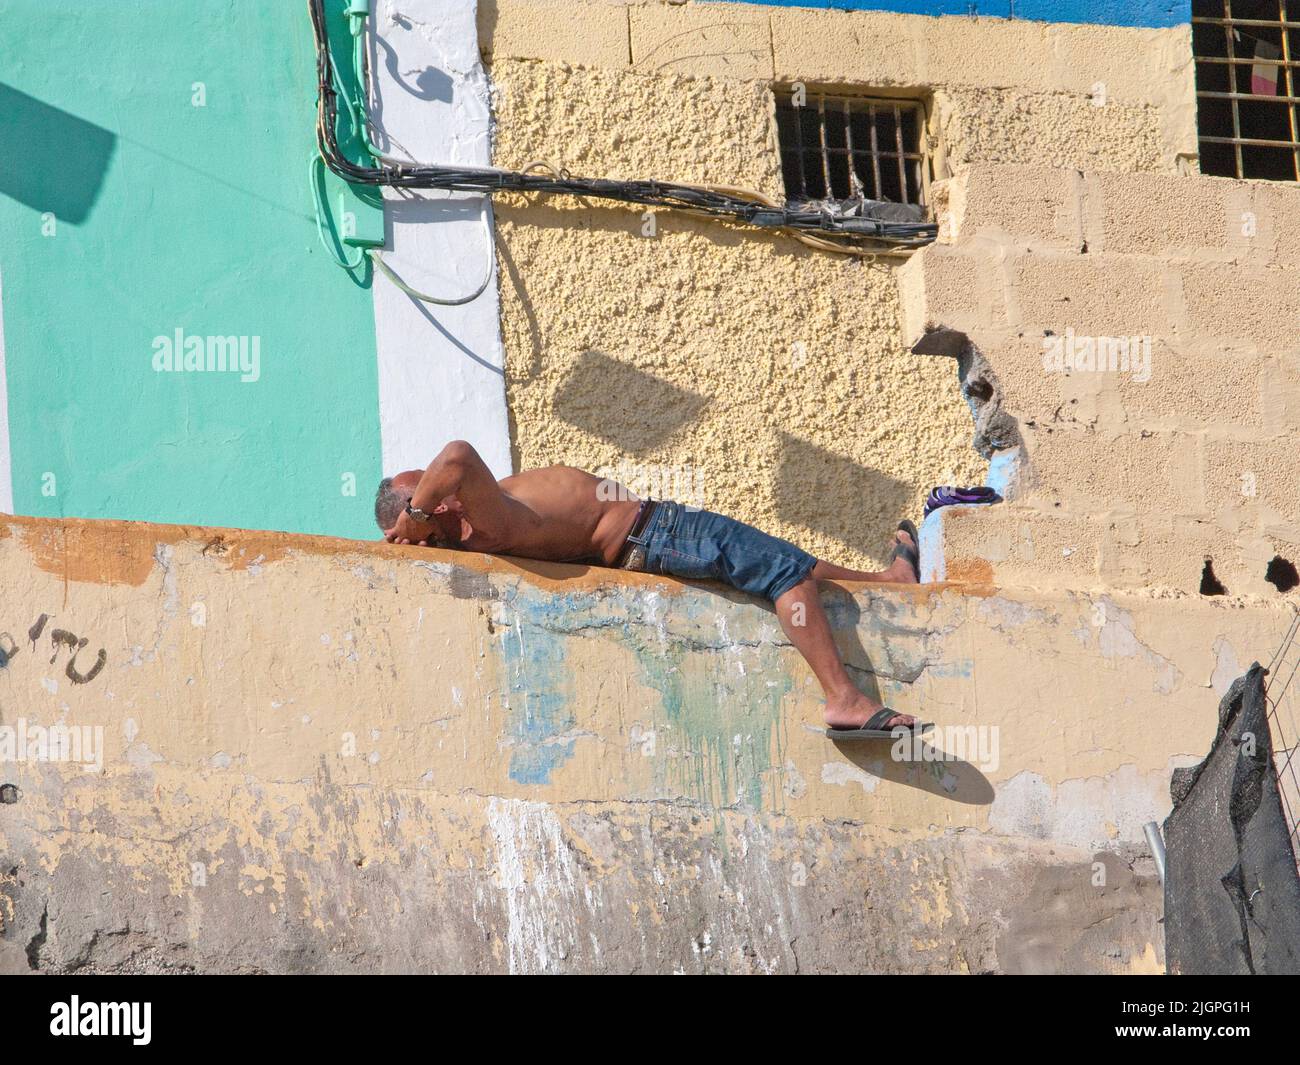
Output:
[{"xmin": 382, "ymin": 447, "xmax": 641, "ymax": 565}]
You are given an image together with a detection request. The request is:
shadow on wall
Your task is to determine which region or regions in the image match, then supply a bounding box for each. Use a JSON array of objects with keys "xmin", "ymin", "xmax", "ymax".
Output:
[
  {"xmin": 0, "ymin": 83, "xmax": 116, "ymax": 224},
  {"xmin": 371, "ymin": 24, "xmax": 453, "ymax": 103},
  {"xmin": 820, "ymin": 583, "xmax": 996, "ymax": 805},
  {"xmin": 554, "ymin": 349, "xmax": 710, "ymax": 452},
  {"xmin": 551, "ymin": 352, "xmax": 914, "ymax": 555},
  {"xmin": 776, "ymin": 432, "xmax": 912, "ymax": 556}
]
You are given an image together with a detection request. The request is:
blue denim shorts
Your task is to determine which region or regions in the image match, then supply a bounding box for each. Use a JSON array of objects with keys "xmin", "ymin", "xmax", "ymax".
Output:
[{"xmin": 624, "ymin": 501, "xmax": 816, "ymax": 602}]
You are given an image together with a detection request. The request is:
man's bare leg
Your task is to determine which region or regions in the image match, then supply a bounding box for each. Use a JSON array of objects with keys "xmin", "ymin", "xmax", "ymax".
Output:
[
  {"xmin": 773, "ymin": 528, "xmax": 918, "ymax": 730},
  {"xmin": 811, "ymin": 527, "xmax": 918, "ymax": 584}
]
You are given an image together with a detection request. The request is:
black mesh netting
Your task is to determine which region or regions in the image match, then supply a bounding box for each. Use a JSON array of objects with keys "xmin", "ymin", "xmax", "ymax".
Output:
[{"xmin": 1164, "ymin": 663, "xmax": 1300, "ymax": 974}]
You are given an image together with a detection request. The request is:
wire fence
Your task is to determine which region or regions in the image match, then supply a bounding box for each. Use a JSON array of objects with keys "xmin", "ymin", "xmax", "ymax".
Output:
[{"xmin": 1263, "ymin": 603, "xmax": 1300, "ymax": 870}]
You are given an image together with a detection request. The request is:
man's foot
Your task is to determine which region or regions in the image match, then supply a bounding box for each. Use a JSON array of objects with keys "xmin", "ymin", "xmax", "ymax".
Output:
[
  {"xmin": 824, "ymin": 692, "xmax": 917, "ymax": 730},
  {"xmin": 882, "ymin": 526, "xmax": 919, "ymax": 584}
]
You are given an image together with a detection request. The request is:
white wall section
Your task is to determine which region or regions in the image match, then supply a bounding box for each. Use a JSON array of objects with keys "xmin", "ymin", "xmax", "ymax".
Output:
[{"xmin": 367, "ymin": 0, "xmax": 513, "ymax": 478}]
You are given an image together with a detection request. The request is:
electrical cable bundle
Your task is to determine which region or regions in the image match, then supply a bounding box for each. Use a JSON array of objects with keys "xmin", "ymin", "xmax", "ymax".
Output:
[{"xmin": 308, "ymin": 0, "xmax": 937, "ymax": 257}]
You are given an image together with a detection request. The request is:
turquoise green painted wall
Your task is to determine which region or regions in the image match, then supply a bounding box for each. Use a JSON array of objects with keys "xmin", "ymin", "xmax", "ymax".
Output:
[{"xmin": 0, "ymin": 1, "xmax": 383, "ymax": 537}]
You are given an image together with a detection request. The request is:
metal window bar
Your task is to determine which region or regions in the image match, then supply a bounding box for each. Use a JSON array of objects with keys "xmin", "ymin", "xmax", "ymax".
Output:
[
  {"xmin": 817, "ymin": 94, "xmax": 833, "ymax": 196},
  {"xmin": 1193, "ymin": 0, "xmax": 1300, "ymax": 180},
  {"xmin": 868, "ymin": 105, "xmax": 884, "ymax": 200},
  {"xmin": 790, "ymin": 91, "xmax": 809, "ymax": 196},
  {"xmin": 894, "ymin": 103, "xmax": 908, "ymax": 204},
  {"xmin": 776, "ymin": 90, "xmax": 926, "ymax": 206},
  {"xmin": 1280, "ymin": 0, "xmax": 1300, "ymax": 178},
  {"xmin": 1263, "ymin": 606, "xmax": 1300, "ymax": 871}
]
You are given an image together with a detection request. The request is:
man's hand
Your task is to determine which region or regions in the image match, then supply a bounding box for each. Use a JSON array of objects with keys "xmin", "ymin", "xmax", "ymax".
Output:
[{"xmin": 385, "ymin": 509, "xmax": 436, "ymax": 546}]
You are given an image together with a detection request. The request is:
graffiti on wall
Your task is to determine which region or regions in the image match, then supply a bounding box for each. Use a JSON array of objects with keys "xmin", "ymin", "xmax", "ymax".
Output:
[{"xmin": 0, "ymin": 612, "xmax": 106, "ymax": 685}]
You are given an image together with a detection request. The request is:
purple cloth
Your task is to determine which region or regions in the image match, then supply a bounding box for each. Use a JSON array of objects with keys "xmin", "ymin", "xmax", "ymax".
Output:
[{"xmin": 923, "ymin": 485, "xmax": 1003, "ymax": 520}]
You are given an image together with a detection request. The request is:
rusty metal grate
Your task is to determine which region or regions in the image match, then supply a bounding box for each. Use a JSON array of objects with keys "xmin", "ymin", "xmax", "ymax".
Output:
[
  {"xmin": 774, "ymin": 89, "xmax": 926, "ymax": 206},
  {"xmin": 1194, "ymin": 0, "xmax": 1300, "ymax": 180}
]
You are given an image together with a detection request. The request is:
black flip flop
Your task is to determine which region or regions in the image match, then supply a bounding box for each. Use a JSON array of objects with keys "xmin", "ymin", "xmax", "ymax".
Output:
[
  {"xmin": 826, "ymin": 707, "xmax": 934, "ymax": 740},
  {"xmin": 890, "ymin": 519, "xmax": 920, "ymax": 582}
]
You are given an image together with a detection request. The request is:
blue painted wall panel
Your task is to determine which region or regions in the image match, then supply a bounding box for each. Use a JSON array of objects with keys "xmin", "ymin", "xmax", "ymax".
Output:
[{"xmin": 703, "ymin": 0, "xmax": 1190, "ymax": 29}]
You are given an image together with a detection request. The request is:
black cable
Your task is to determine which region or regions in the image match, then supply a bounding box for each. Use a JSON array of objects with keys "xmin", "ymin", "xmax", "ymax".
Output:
[{"xmin": 309, "ymin": 0, "xmax": 937, "ymax": 249}]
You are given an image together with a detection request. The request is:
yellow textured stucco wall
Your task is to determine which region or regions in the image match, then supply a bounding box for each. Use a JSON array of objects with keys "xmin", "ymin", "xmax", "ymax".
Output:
[
  {"xmin": 495, "ymin": 199, "xmax": 980, "ymax": 568},
  {"xmin": 481, "ymin": 1, "xmax": 1195, "ymax": 569}
]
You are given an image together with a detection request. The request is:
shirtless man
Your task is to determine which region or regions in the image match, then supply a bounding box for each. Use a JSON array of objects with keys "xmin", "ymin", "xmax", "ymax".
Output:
[{"xmin": 378, "ymin": 440, "xmax": 929, "ymax": 738}]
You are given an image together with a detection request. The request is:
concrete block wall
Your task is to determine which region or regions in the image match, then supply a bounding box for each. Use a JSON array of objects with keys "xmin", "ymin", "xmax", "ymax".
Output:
[{"xmin": 901, "ymin": 164, "xmax": 1300, "ymax": 597}]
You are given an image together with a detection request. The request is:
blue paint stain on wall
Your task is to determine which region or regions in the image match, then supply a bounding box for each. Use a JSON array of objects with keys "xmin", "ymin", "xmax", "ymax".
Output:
[
  {"xmin": 985, "ymin": 447, "xmax": 1023, "ymax": 500},
  {"xmin": 925, "ymin": 658, "xmax": 975, "ymax": 679},
  {"xmin": 498, "ymin": 595, "xmax": 579, "ymax": 785},
  {"xmin": 629, "ymin": 596, "xmax": 791, "ymax": 816},
  {"xmin": 701, "ymin": 0, "xmax": 1189, "ymax": 29}
]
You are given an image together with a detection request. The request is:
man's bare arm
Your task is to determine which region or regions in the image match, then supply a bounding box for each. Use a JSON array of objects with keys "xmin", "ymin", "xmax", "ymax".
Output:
[
  {"xmin": 411, "ymin": 440, "xmax": 500, "ymax": 513},
  {"xmin": 386, "ymin": 440, "xmax": 507, "ymax": 544}
]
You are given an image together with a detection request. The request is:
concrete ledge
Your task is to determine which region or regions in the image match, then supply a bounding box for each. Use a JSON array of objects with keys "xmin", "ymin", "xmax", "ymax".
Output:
[
  {"xmin": 2, "ymin": 515, "xmax": 1294, "ymax": 971},
  {"xmin": 478, "ymin": 0, "xmax": 632, "ymax": 68},
  {"xmin": 631, "ymin": 3, "xmax": 774, "ymax": 79}
]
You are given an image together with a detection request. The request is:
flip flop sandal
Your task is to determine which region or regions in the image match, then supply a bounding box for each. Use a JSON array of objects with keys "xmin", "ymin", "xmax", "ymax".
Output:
[
  {"xmin": 890, "ymin": 519, "xmax": 920, "ymax": 582},
  {"xmin": 826, "ymin": 707, "xmax": 934, "ymax": 740}
]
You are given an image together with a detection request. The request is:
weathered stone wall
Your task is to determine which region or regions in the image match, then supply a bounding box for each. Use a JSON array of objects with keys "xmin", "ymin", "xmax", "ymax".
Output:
[
  {"xmin": 2, "ymin": 517, "xmax": 1295, "ymax": 972},
  {"xmin": 902, "ymin": 164, "xmax": 1300, "ymax": 595}
]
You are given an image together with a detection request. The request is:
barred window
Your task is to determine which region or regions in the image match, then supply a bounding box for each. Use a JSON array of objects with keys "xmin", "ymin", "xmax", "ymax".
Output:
[
  {"xmin": 1194, "ymin": 0, "xmax": 1300, "ymax": 180},
  {"xmin": 774, "ymin": 89, "xmax": 927, "ymax": 208}
]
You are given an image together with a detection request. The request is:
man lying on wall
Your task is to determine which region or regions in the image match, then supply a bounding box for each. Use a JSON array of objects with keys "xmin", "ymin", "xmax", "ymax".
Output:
[{"xmin": 377, "ymin": 440, "xmax": 930, "ymax": 740}]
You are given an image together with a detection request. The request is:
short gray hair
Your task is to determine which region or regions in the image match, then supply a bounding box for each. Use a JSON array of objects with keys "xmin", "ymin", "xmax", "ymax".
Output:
[{"xmin": 374, "ymin": 477, "xmax": 410, "ymax": 531}]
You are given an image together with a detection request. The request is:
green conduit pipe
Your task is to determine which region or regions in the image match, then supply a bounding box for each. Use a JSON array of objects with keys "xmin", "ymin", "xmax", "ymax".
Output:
[
  {"xmin": 310, "ymin": 154, "xmax": 366, "ymax": 271},
  {"xmin": 315, "ymin": 1, "xmax": 496, "ymax": 303}
]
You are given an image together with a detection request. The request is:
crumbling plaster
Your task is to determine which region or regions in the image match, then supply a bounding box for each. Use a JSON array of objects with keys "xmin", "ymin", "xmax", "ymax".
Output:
[{"xmin": 1, "ymin": 516, "xmax": 1294, "ymax": 971}]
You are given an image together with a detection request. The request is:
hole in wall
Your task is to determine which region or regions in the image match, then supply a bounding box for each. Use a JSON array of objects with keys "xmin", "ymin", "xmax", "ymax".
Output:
[
  {"xmin": 1200, "ymin": 559, "xmax": 1227, "ymax": 596},
  {"xmin": 911, "ymin": 328, "xmax": 1023, "ymax": 474},
  {"xmin": 1265, "ymin": 555, "xmax": 1299, "ymax": 593}
]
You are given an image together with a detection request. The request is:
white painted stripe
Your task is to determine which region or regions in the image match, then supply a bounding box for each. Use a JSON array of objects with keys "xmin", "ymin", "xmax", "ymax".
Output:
[
  {"xmin": 0, "ymin": 268, "xmax": 14, "ymax": 513},
  {"xmin": 368, "ymin": 0, "xmax": 513, "ymax": 480}
]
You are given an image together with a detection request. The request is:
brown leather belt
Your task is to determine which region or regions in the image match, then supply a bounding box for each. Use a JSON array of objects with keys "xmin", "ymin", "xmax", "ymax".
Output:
[{"xmin": 614, "ymin": 499, "xmax": 658, "ymax": 571}]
